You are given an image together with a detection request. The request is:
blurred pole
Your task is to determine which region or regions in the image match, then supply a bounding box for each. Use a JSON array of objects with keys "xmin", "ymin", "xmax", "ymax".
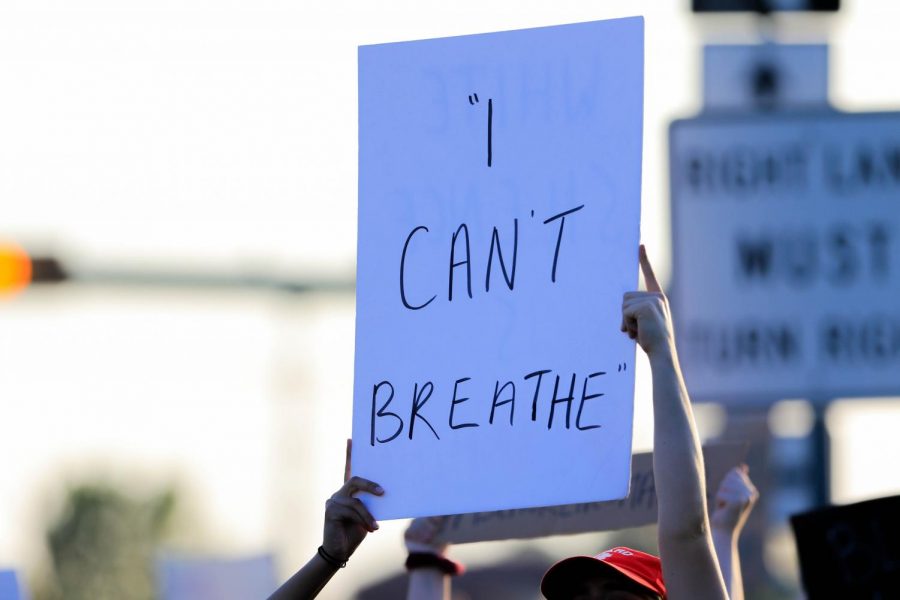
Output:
[
  {"xmin": 810, "ymin": 402, "xmax": 831, "ymax": 507},
  {"xmin": 2, "ymin": 249, "xmax": 355, "ymax": 295}
]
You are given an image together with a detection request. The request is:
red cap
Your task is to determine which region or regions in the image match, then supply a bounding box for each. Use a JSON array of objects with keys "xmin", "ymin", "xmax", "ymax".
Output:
[{"xmin": 541, "ymin": 546, "xmax": 666, "ymax": 599}]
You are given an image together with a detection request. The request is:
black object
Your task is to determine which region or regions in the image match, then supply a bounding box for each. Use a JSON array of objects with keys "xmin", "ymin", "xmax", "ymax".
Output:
[
  {"xmin": 693, "ymin": 0, "xmax": 839, "ymax": 12},
  {"xmin": 405, "ymin": 552, "xmax": 465, "ymax": 576},
  {"xmin": 751, "ymin": 62, "xmax": 780, "ymax": 110},
  {"xmin": 31, "ymin": 257, "xmax": 68, "ymax": 283},
  {"xmin": 790, "ymin": 495, "xmax": 900, "ymax": 599}
]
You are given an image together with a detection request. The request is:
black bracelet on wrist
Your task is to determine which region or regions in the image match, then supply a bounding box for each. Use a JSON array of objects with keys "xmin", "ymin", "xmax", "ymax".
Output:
[
  {"xmin": 405, "ymin": 552, "xmax": 464, "ymax": 576},
  {"xmin": 317, "ymin": 545, "xmax": 348, "ymax": 569}
]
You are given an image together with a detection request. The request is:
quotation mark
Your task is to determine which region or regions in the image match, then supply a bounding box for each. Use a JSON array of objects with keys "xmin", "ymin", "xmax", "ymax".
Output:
[
  {"xmin": 617, "ymin": 363, "xmax": 627, "ymax": 372},
  {"xmin": 467, "ymin": 92, "xmax": 492, "ymax": 167}
]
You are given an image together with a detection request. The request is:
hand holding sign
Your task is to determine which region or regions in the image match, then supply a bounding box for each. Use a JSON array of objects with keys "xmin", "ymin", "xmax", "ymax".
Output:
[
  {"xmin": 268, "ymin": 441, "xmax": 386, "ymax": 600},
  {"xmin": 322, "ymin": 441, "xmax": 384, "ymax": 563}
]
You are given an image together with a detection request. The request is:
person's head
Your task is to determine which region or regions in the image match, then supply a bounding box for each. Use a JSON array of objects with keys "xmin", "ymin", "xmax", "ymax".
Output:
[{"xmin": 540, "ymin": 546, "xmax": 666, "ymax": 600}]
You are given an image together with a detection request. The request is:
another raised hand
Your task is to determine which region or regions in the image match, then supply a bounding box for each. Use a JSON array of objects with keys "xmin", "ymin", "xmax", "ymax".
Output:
[
  {"xmin": 405, "ymin": 516, "xmax": 449, "ymax": 557},
  {"xmin": 405, "ymin": 516, "xmax": 459, "ymax": 600},
  {"xmin": 711, "ymin": 465, "xmax": 759, "ymax": 600}
]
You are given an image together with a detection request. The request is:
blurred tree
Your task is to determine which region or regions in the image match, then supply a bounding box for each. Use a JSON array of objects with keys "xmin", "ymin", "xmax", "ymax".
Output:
[{"xmin": 35, "ymin": 484, "xmax": 177, "ymax": 600}]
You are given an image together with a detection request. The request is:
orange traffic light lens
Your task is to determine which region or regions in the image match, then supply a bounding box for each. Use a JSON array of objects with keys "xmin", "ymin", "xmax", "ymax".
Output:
[{"xmin": 0, "ymin": 242, "xmax": 32, "ymax": 296}]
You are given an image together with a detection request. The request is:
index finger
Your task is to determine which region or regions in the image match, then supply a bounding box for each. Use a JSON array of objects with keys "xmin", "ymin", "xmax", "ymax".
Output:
[
  {"xmin": 639, "ymin": 245, "xmax": 662, "ymax": 293},
  {"xmin": 339, "ymin": 476, "xmax": 384, "ymax": 497}
]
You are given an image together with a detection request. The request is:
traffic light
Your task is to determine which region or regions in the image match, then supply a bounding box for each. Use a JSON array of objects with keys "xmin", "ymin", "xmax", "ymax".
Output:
[
  {"xmin": 0, "ymin": 242, "xmax": 31, "ymax": 296},
  {"xmin": 0, "ymin": 242, "xmax": 68, "ymax": 297}
]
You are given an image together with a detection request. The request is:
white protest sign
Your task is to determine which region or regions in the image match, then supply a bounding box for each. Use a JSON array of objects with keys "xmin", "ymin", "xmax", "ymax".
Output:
[
  {"xmin": 670, "ymin": 112, "xmax": 900, "ymax": 404},
  {"xmin": 353, "ymin": 17, "xmax": 644, "ymax": 519},
  {"xmin": 434, "ymin": 443, "xmax": 747, "ymax": 544}
]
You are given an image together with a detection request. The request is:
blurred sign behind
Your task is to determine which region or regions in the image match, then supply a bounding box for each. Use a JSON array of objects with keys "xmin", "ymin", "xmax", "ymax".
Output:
[
  {"xmin": 435, "ymin": 443, "xmax": 746, "ymax": 543},
  {"xmin": 670, "ymin": 111, "xmax": 900, "ymax": 404},
  {"xmin": 703, "ymin": 44, "xmax": 828, "ymax": 111}
]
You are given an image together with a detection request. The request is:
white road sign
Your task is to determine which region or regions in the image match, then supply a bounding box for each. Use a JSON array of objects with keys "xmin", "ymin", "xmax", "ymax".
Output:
[{"xmin": 670, "ymin": 111, "xmax": 900, "ymax": 404}]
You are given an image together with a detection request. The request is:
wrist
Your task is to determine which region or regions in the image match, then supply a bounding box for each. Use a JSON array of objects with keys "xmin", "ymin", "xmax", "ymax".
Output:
[
  {"xmin": 647, "ymin": 340, "xmax": 678, "ymax": 366},
  {"xmin": 405, "ymin": 541, "xmax": 446, "ymax": 556},
  {"xmin": 314, "ymin": 552, "xmax": 341, "ymax": 573},
  {"xmin": 317, "ymin": 545, "xmax": 348, "ymax": 569}
]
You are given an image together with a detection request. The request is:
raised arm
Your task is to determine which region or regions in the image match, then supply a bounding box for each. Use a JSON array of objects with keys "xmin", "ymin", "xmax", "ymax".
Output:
[
  {"xmin": 711, "ymin": 465, "xmax": 758, "ymax": 600},
  {"xmin": 405, "ymin": 517, "xmax": 458, "ymax": 600},
  {"xmin": 269, "ymin": 442, "xmax": 383, "ymax": 600},
  {"xmin": 621, "ymin": 245, "xmax": 728, "ymax": 600}
]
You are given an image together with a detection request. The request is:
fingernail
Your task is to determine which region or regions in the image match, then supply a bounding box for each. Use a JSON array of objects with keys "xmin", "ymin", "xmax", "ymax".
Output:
[{"xmin": 374, "ymin": 485, "xmax": 384, "ymax": 494}]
